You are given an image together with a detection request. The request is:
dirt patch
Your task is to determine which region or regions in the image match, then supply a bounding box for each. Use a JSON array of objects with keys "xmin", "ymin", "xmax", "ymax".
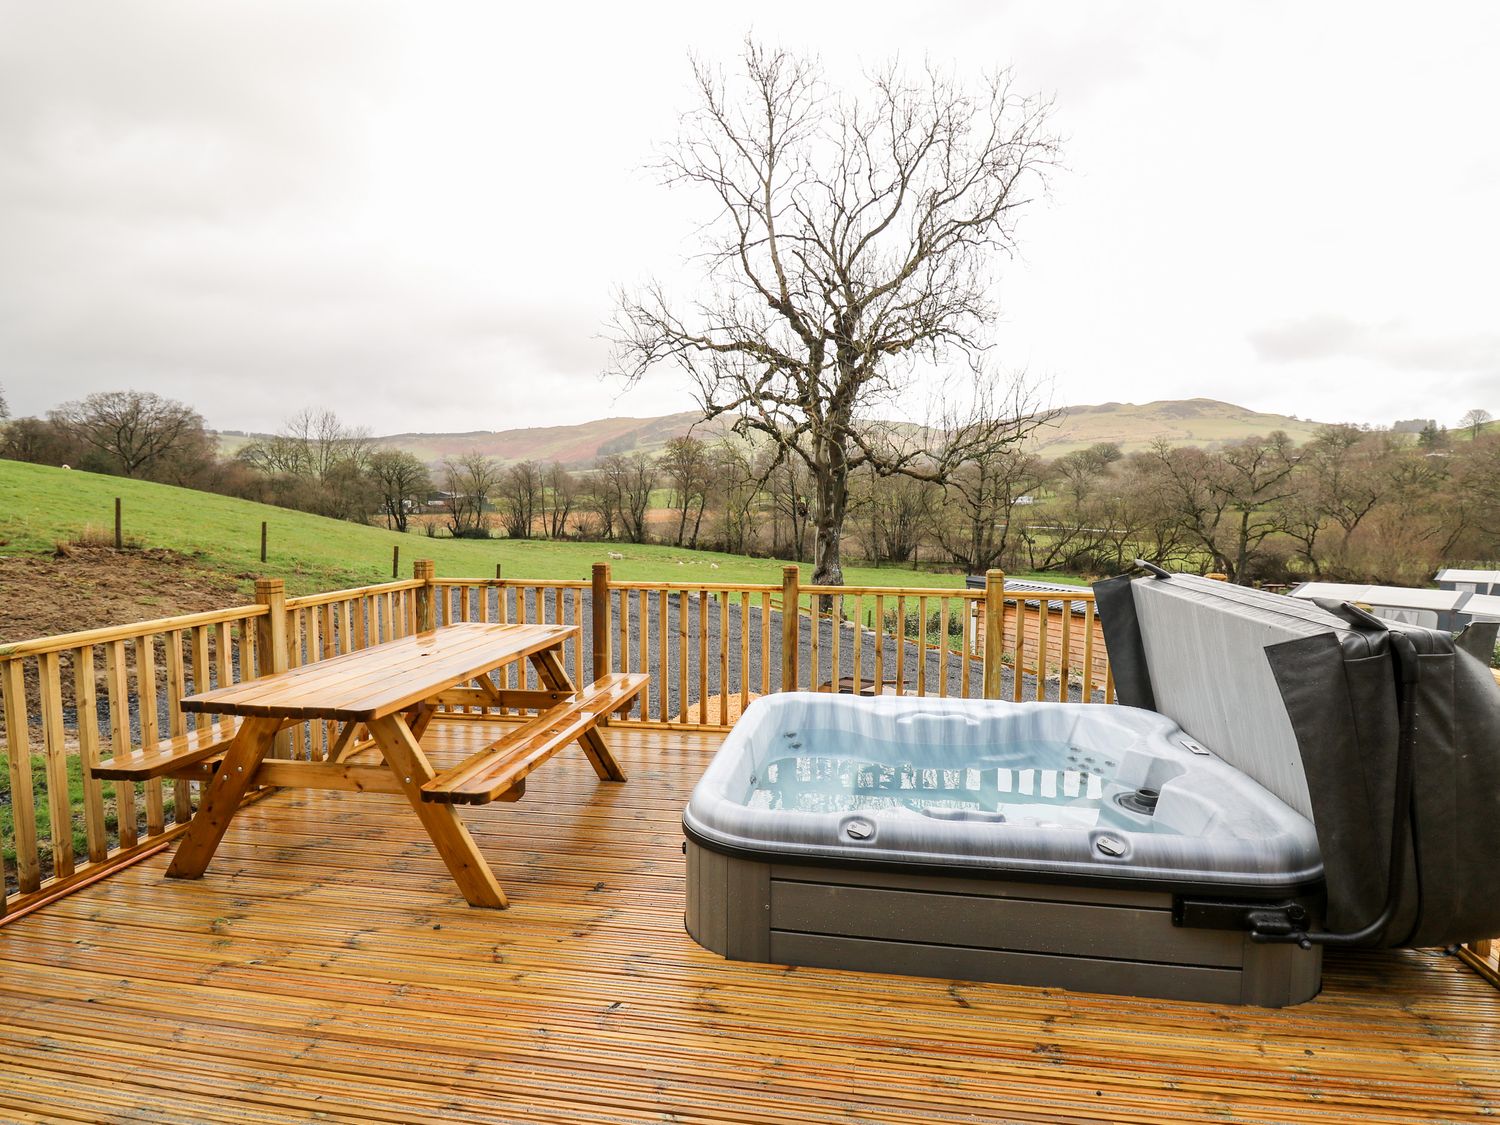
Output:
[{"xmin": 0, "ymin": 546, "xmax": 249, "ymax": 646}]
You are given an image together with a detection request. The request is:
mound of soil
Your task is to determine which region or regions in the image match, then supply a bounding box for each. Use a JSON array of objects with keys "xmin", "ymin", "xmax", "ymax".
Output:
[{"xmin": 0, "ymin": 546, "xmax": 247, "ymax": 646}]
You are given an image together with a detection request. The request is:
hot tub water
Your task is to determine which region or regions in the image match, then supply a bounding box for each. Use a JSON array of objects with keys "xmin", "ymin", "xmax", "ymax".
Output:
[{"xmin": 744, "ymin": 730, "xmax": 1177, "ymax": 832}]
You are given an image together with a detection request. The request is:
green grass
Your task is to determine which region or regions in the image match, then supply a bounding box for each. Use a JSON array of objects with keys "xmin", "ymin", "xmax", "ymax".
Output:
[
  {"xmin": 0, "ymin": 752, "xmax": 161, "ymax": 874},
  {"xmin": 0, "ymin": 459, "xmax": 972, "ymax": 595}
]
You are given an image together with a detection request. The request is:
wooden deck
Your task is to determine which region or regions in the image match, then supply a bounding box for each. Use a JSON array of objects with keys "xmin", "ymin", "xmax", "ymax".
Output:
[{"xmin": 0, "ymin": 725, "xmax": 1496, "ymax": 1124}]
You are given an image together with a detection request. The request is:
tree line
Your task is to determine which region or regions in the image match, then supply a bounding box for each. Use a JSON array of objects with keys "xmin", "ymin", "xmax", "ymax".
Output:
[{"xmin": 1, "ymin": 385, "xmax": 1495, "ymax": 585}]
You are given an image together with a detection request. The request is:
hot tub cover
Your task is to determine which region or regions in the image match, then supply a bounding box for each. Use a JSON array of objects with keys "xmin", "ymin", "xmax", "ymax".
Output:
[{"xmin": 1095, "ymin": 570, "xmax": 1500, "ymax": 947}]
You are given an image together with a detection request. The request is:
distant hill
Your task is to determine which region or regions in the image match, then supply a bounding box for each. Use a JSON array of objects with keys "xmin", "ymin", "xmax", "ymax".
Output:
[
  {"xmin": 217, "ymin": 399, "xmax": 1331, "ymax": 467},
  {"xmin": 217, "ymin": 410, "xmax": 727, "ymax": 467},
  {"xmin": 368, "ymin": 411, "xmax": 726, "ymax": 466},
  {"xmin": 1029, "ymin": 398, "xmax": 1330, "ymax": 456}
]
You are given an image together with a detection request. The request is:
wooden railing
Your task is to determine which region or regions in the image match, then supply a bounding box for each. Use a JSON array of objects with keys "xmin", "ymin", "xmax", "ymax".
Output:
[
  {"xmin": 0, "ymin": 560, "xmax": 1109, "ymax": 917},
  {"xmin": 16, "ymin": 556, "xmax": 1493, "ymax": 988},
  {"xmin": 422, "ymin": 565, "xmax": 1113, "ymax": 732},
  {"xmin": 0, "ymin": 602, "xmax": 270, "ymax": 917}
]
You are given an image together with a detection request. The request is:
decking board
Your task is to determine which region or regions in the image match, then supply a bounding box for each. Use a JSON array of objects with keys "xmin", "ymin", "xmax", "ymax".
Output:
[{"xmin": 0, "ymin": 725, "xmax": 1495, "ymax": 1123}]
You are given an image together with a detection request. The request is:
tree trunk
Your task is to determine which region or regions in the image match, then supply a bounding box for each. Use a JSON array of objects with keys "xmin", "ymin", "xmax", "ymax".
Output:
[
  {"xmin": 690, "ymin": 498, "xmax": 706, "ymax": 549},
  {"xmin": 812, "ymin": 454, "xmax": 847, "ymax": 586}
]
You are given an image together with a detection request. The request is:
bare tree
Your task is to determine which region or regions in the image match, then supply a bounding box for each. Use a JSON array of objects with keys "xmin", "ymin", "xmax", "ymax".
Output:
[
  {"xmin": 611, "ymin": 42, "xmax": 1058, "ymax": 585},
  {"xmin": 710, "ymin": 440, "xmax": 762, "ymax": 554},
  {"xmin": 235, "ymin": 407, "xmax": 377, "ymax": 519},
  {"xmin": 0, "ymin": 382, "xmax": 8, "ymax": 420},
  {"xmin": 1275, "ymin": 425, "xmax": 1392, "ymax": 578},
  {"xmin": 500, "ymin": 460, "xmax": 544, "ymax": 539},
  {"xmin": 1024, "ymin": 445, "xmax": 1131, "ymax": 574},
  {"xmin": 934, "ymin": 444, "xmax": 1046, "ymax": 574},
  {"xmin": 761, "ymin": 450, "xmax": 813, "ymax": 561},
  {"xmin": 443, "ymin": 451, "xmax": 500, "ymax": 537},
  {"xmin": 287, "ymin": 408, "xmax": 373, "ymax": 483},
  {"xmin": 853, "ymin": 470, "xmax": 934, "ymax": 565},
  {"xmin": 1, "ymin": 416, "xmax": 85, "ymax": 466},
  {"xmin": 368, "ymin": 449, "xmax": 431, "ymax": 532},
  {"xmin": 1460, "ymin": 408, "xmax": 1492, "ymax": 439},
  {"xmin": 49, "ymin": 390, "xmax": 210, "ymax": 479},
  {"xmin": 592, "ymin": 453, "xmax": 656, "ymax": 543},
  {"xmin": 661, "ymin": 435, "xmax": 713, "ymax": 548},
  {"xmin": 619, "ymin": 452, "xmax": 657, "ymax": 544},
  {"xmin": 1145, "ymin": 434, "xmax": 1299, "ymax": 582},
  {"xmin": 1116, "ymin": 453, "xmax": 1191, "ymax": 569},
  {"xmin": 541, "ymin": 462, "xmax": 577, "ymax": 539}
]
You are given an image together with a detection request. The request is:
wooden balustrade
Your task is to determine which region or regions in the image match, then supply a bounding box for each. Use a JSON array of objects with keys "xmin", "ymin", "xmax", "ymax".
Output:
[
  {"xmin": 0, "ymin": 571, "xmax": 432, "ymax": 918},
  {"xmin": 0, "ymin": 603, "xmax": 268, "ymax": 918},
  {"xmin": 0, "ymin": 559, "xmax": 1119, "ymax": 918}
]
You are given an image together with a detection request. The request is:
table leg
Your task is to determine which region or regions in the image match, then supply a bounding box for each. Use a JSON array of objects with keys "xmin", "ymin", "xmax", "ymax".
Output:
[
  {"xmin": 529, "ymin": 648, "xmax": 625, "ymax": 782},
  {"xmin": 408, "ymin": 701, "xmax": 437, "ymax": 741},
  {"xmin": 166, "ymin": 715, "xmax": 283, "ymax": 879},
  {"xmin": 366, "ymin": 712, "xmax": 508, "ymax": 909}
]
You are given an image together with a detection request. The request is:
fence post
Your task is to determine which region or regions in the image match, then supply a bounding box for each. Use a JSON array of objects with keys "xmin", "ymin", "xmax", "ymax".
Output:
[
  {"xmin": 414, "ymin": 559, "xmax": 436, "ymax": 631},
  {"xmin": 780, "ymin": 565, "xmax": 800, "ymax": 691},
  {"xmin": 592, "ymin": 562, "xmax": 611, "ymax": 679},
  {"xmin": 114, "ymin": 497, "xmax": 122, "ymax": 549},
  {"xmin": 254, "ymin": 577, "xmax": 291, "ymax": 758},
  {"xmin": 495, "ymin": 563, "xmax": 503, "ymax": 580},
  {"xmin": 253, "ymin": 578, "xmax": 289, "ymax": 677},
  {"xmin": 983, "ymin": 569, "xmax": 1005, "ymax": 699},
  {"xmin": 392, "ymin": 544, "xmax": 400, "ymax": 579},
  {"xmin": 260, "ymin": 521, "xmax": 268, "ymax": 563}
]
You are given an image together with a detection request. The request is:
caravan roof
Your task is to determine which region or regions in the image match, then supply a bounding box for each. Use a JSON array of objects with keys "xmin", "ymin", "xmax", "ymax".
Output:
[{"xmin": 1289, "ymin": 582, "xmax": 1467, "ymax": 613}]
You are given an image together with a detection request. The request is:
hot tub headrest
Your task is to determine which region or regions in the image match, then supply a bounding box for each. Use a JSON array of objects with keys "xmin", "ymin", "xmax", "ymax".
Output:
[{"xmin": 1094, "ymin": 569, "xmax": 1500, "ymax": 948}]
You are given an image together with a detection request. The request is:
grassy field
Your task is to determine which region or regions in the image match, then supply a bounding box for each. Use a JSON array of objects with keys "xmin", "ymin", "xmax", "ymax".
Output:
[{"xmin": 0, "ymin": 459, "xmax": 1001, "ymax": 595}]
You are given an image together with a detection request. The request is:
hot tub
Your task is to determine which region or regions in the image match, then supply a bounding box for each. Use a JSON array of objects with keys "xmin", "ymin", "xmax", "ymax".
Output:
[
  {"xmin": 685, "ymin": 693, "xmax": 1325, "ymax": 1006},
  {"xmin": 685, "ymin": 569, "xmax": 1500, "ymax": 1007}
]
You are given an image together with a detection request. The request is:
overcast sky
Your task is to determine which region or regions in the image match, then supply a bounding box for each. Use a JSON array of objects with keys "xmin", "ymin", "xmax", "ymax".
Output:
[{"xmin": 1, "ymin": 1, "xmax": 1496, "ymax": 435}]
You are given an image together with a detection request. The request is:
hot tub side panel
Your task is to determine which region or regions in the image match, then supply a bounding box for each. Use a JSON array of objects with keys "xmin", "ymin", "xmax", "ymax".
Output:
[{"xmin": 685, "ymin": 840, "xmax": 1322, "ymax": 1007}]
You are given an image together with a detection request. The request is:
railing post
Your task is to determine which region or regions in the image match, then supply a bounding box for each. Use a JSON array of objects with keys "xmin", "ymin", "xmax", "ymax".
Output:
[
  {"xmin": 592, "ymin": 563, "xmax": 611, "ymax": 680},
  {"xmin": 780, "ymin": 565, "xmax": 800, "ymax": 692},
  {"xmin": 253, "ymin": 578, "xmax": 289, "ymax": 677},
  {"xmin": 983, "ymin": 569, "xmax": 1005, "ymax": 699},
  {"xmin": 254, "ymin": 577, "xmax": 291, "ymax": 759},
  {"xmin": 414, "ymin": 559, "xmax": 436, "ymax": 631}
]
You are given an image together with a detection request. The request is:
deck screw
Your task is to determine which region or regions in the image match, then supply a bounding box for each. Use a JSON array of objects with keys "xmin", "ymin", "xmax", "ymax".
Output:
[{"xmin": 405, "ymin": 776, "xmax": 411, "ymax": 783}]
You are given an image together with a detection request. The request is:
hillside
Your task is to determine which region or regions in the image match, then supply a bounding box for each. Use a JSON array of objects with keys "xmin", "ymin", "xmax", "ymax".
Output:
[
  {"xmin": 1030, "ymin": 398, "xmax": 1330, "ymax": 455},
  {"xmin": 0, "ymin": 460, "xmax": 966, "ymax": 603},
  {"xmin": 219, "ymin": 411, "xmax": 725, "ymax": 467},
  {"xmin": 215, "ymin": 398, "xmax": 1329, "ymax": 468}
]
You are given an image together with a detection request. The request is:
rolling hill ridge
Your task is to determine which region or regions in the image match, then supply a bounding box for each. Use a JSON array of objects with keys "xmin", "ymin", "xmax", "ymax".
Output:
[{"xmin": 220, "ymin": 399, "xmax": 1331, "ymax": 467}]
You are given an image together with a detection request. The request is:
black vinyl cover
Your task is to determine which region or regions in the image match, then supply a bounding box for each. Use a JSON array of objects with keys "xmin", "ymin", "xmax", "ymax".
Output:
[{"xmin": 1096, "ymin": 571, "xmax": 1500, "ymax": 948}]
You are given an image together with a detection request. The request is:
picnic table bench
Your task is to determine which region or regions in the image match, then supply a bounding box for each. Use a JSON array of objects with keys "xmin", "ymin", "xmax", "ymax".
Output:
[{"xmin": 93, "ymin": 622, "xmax": 646, "ymax": 908}]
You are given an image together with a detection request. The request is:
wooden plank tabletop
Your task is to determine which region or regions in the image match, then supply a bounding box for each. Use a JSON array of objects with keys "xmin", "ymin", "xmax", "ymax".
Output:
[{"xmin": 181, "ymin": 622, "xmax": 577, "ymax": 722}]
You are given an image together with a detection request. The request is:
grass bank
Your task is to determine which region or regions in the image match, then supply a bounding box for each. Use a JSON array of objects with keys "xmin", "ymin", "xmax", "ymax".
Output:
[{"xmin": 0, "ymin": 460, "xmax": 998, "ymax": 594}]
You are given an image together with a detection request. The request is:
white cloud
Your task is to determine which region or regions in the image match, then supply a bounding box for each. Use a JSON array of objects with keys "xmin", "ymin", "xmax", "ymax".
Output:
[{"xmin": 0, "ymin": 0, "xmax": 1496, "ymax": 434}]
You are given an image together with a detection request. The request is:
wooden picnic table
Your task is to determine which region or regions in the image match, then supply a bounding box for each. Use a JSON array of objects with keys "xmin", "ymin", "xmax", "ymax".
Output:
[{"xmin": 153, "ymin": 622, "xmax": 647, "ymax": 908}]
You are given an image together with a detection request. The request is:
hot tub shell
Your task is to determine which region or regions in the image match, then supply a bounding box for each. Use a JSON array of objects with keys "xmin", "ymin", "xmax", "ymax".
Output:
[{"xmin": 685, "ymin": 693, "xmax": 1325, "ymax": 1006}]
